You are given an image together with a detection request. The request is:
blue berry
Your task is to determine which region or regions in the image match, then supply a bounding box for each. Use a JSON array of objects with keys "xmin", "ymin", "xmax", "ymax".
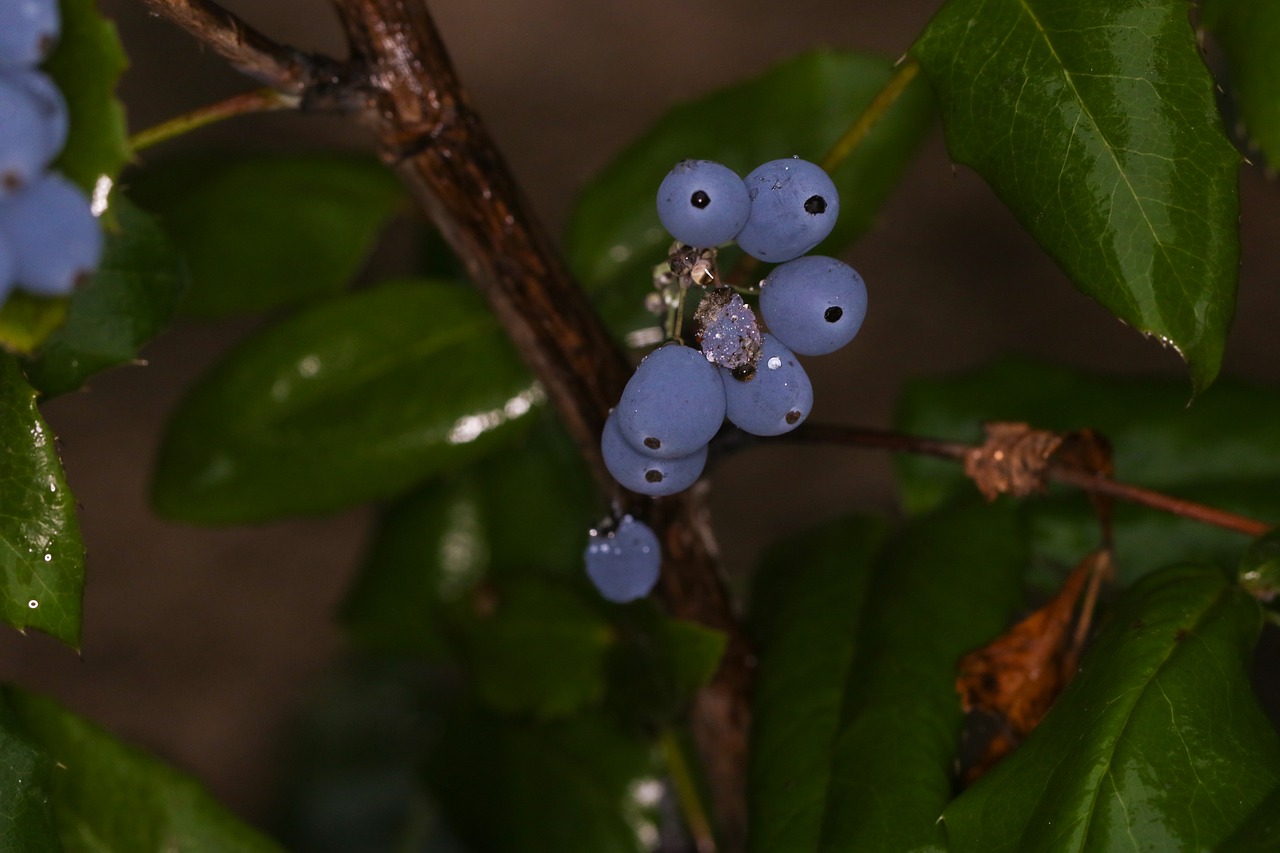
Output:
[
  {"xmin": 656, "ymin": 160, "xmax": 750, "ymax": 248},
  {"xmin": 0, "ymin": 76, "xmax": 55, "ymax": 196},
  {"xmin": 584, "ymin": 515, "xmax": 661, "ymax": 603},
  {"xmin": 601, "ymin": 411, "xmax": 707, "ymax": 496},
  {"xmin": 0, "ymin": 0, "xmax": 59, "ymax": 70},
  {"xmin": 616, "ymin": 343, "xmax": 725, "ymax": 459},
  {"xmin": 735, "ymin": 158, "xmax": 839, "ymax": 263},
  {"xmin": 0, "ymin": 173, "xmax": 102, "ymax": 296},
  {"xmin": 11, "ymin": 70, "xmax": 68, "ymax": 164},
  {"xmin": 0, "ymin": 231, "xmax": 16, "ymax": 305},
  {"xmin": 720, "ymin": 334, "xmax": 813, "ymax": 436},
  {"xmin": 760, "ymin": 255, "xmax": 867, "ymax": 356},
  {"xmin": 695, "ymin": 288, "xmax": 761, "ymax": 371}
]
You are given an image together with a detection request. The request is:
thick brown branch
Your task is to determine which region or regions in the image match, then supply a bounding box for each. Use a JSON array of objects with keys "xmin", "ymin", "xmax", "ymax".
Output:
[
  {"xmin": 137, "ymin": 0, "xmax": 351, "ymax": 108},
  {"xmin": 327, "ymin": 1, "xmax": 752, "ymax": 845}
]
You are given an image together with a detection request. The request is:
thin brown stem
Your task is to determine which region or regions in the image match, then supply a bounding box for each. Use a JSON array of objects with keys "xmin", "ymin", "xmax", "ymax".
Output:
[{"xmin": 785, "ymin": 423, "xmax": 1272, "ymax": 538}]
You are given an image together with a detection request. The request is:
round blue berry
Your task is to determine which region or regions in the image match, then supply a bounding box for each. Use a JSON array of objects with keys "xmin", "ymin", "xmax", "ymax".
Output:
[
  {"xmin": 0, "ymin": 0, "xmax": 59, "ymax": 70},
  {"xmin": 601, "ymin": 411, "xmax": 707, "ymax": 497},
  {"xmin": 616, "ymin": 343, "xmax": 726, "ymax": 459},
  {"xmin": 720, "ymin": 334, "xmax": 813, "ymax": 436},
  {"xmin": 0, "ymin": 76, "xmax": 56, "ymax": 197},
  {"xmin": 735, "ymin": 158, "xmax": 839, "ymax": 263},
  {"xmin": 0, "ymin": 173, "xmax": 103, "ymax": 296},
  {"xmin": 656, "ymin": 160, "xmax": 750, "ymax": 248},
  {"xmin": 760, "ymin": 255, "xmax": 867, "ymax": 356},
  {"xmin": 584, "ymin": 515, "xmax": 661, "ymax": 603},
  {"xmin": 11, "ymin": 70, "xmax": 68, "ymax": 164}
]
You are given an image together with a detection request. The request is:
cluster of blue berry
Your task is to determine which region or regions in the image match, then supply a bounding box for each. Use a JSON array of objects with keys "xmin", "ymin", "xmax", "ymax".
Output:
[
  {"xmin": 0, "ymin": 0, "xmax": 102, "ymax": 308},
  {"xmin": 584, "ymin": 157, "xmax": 868, "ymax": 602}
]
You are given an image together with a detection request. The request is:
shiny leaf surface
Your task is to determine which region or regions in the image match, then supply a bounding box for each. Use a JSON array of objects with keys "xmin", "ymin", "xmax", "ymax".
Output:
[
  {"xmin": 913, "ymin": 0, "xmax": 1240, "ymax": 392},
  {"xmin": 0, "ymin": 356, "xmax": 82, "ymax": 647},
  {"xmin": 427, "ymin": 710, "xmax": 657, "ymax": 853},
  {"xmin": 341, "ymin": 420, "xmax": 596, "ymax": 658},
  {"xmin": 22, "ymin": 197, "xmax": 188, "ymax": 397},
  {"xmin": 897, "ymin": 359, "xmax": 1280, "ymax": 588},
  {"xmin": 6, "ymin": 688, "xmax": 282, "ymax": 851},
  {"xmin": 942, "ymin": 565, "xmax": 1280, "ymax": 851},
  {"xmin": 127, "ymin": 154, "xmax": 406, "ymax": 316},
  {"xmin": 1201, "ymin": 0, "xmax": 1280, "ymax": 165},
  {"xmin": 748, "ymin": 502, "xmax": 1027, "ymax": 852},
  {"xmin": 565, "ymin": 49, "xmax": 934, "ymax": 334},
  {"xmin": 151, "ymin": 280, "xmax": 537, "ymax": 523}
]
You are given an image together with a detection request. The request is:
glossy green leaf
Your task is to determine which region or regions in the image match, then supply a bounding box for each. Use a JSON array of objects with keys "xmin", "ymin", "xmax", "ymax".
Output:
[
  {"xmin": 605, "ymin": 604, "xmax": 727, "ymax": 731},
  {"xmin": 749, "ymin": 501, "xmax": 1027, "ymax": 852},
  {"xmin": 151, "ymin": 279, "xmax": 538, "ymax": 523},
  {"xmin": 127, "ymin": 154, "xmax": 406, "ymax": 316},
  {"xmin": 942, "ymin": 565, "xmax": 1280, "ymax": 851},
  {"xmin": 462, "ymin": 579, "xmax": 614, "ymax": 718},
  {"xmin": 427, "ymin": 709, "xmax": 657, "ymax": 853},
  {"xmin": 0, "ymin": 356, "xmax": 82, "ymax": 647},
  {"xmin": 6, "ymin": 687, "xmax": 282, "ymax": 852},
  {"xmin": 1218, "ymin": 784, "xmax": 1280, "ymax": 852},
  {"xmin": 565, "ymin": 49, "xmax": 934, "ymax": 335},
  {"xmin": 896, "ymin": 359, "xmax": 1280, "ymax": 587},
  {"xmin": 0, "ymin": 691, "xmax": 60, "ymax": 852},
  {"xmin": 341, "ymin": 419, "xmax": 596, "ymax": 658},
  {"xmin": 1201, "ymin": 0, "xmax": 1280, "ymax": 165},
  {"xmin": 913, "ymin": 0, "xmax": 1240, "ymax": 393},
  {"xmin": 22, "ymin": 197, "xmax": 188, "ymax": 398},
  {"xmin": 45, "ymin": 0, "xmax": 130, "ymax": 192}
]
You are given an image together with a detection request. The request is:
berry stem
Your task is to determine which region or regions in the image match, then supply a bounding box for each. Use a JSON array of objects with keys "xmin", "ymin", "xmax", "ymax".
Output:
[
  {"xmin": 661, "ymin": 727, "xmax": 719, "ymax": 853},
  {"xmin": 785, "ymin": 422, "xmax": 1271, "ymax": 537},
  {"xmin": 819, "ymin": 56, "xmax": 921, "ymax": 175},
  {"xmin": 129, "ymin": 88, "xmax": 297, "ymax": 152}
]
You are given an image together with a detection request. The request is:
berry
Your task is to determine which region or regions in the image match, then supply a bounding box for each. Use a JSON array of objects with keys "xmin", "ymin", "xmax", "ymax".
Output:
[
  {"xmin": 656, "ymin": 160, "xmax": 750, "ymax": 248},
  {"xmin": 0, "ymin": 173, "xmax": 102, "ymax": 296},
  {"xmin": 616, "ymin": 343, "xmax": 726, "ymax": 459},
  {"xmin": 584, "ymin": 515, "xmax": 661, "ymax": 603},
  {"xmin": 11, "ymin": 70, "xmax": 68, "ymax": 164},
  {"xmin": 602, "ymin": 411, "xmax": 707, "ymax": 496},
  {"xmin": 760, "ymin": 255, "xmax": 867, "ymax": 356},
  {"xmin": 721, "ymin": 334, "xmax": 813, "ymax": 436},
  {"xmin": 695, "ymin": 288, "xmax": 762, "ymax": 371},
  {"xmin": 0, "ymin": 231, "xmax": 15, "ymax": 305},
  {"xmin": 735, "ymin": 158, "xmax": 839, "ymax": 262},
  {"xmin": 0, "ymin": 0, "xmax": 59, "ymax": 70},
  {"xmin": 0, "ymin": 76, "xmax": 55, "ymax": 196}
]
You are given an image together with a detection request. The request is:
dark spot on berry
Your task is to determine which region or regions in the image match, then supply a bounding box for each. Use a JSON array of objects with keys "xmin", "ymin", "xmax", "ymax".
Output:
[
  {"xmin": 644, "ymin": 436, "xmax": 661, "ymax": 450},
  {"xmin": 785, "ymin": 410, "xmax": 802, "ymax": 424},
  {"xmin": 2, "ymin": 171, "xmax": 21, "ymax": 191},
  {"xmin": 804, "ymin": 194, "xmax": 827, "ymax": 215},
  {"xmin": 824, "ymin": 306, "xmax": 843, "ymax": 323},
  {"xmin": 644, "ymin": 469, "xmax": 664, "ymax": 483},
  {"xmin": 731, "ymin": 364, "xmax": 756, "ymax": 382},
  {"xmin": 690, "ymin": 190, "xmax": 711, "ymax": 209},
  {"xmin": 39, "ymin": 34, "xmax": 56, "ymax": 58}
]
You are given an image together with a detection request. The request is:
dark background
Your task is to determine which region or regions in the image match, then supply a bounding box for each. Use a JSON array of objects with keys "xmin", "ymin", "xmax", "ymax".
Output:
[{"xmin": 2, "ymin": 0, "xmax": 1277, "ymax": 827}]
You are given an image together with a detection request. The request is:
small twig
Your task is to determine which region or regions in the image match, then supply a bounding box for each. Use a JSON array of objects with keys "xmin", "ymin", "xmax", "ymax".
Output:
[
  {"xmin": 782, "ymin": 422, "xmax": 1272, "ymax": 537},
  {"xmin": 129, "ymin": 88, "xmax": 296, "ymax": 152},
  {"xmin": 136, "ymin": 0, "xmax": 353, "ymax": 108},
  {"xmin": 660, "ymin": 728, "xmax": 718, "ymax": 853}
]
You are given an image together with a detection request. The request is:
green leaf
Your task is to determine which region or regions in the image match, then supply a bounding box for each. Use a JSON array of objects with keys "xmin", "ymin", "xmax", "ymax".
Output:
[
  {"xmin": 21, "ymin": 197, "xmax": 189, "ymax": 398},
  {"xmin": 942, "ymin": 565, "xmax": 1280, "ymax": 851},
  {"xmin": 462, "ymin": 579, "xmax": 614, "ymax": 718},
  {"xmin": 6, "ymin": 687, "xmax": 282, "ymax": 852},
  {"xmin": 0, "ymin": 691, "xmax": 60, "ymax": 852},
  {"xmin": 0, "ymin": 295, "xmax": 69, "ymax": 356},
  {"xmin": 341, "ymin": 419, "xmax": 596, "ymax": 658},
  {"xmin": 46, "ymin": 0, "xmax": 130, "ymax": 192},
  {"xmin": 0, "ymin": 356, "xmax": 82, "ymax": 647},
  {"xmin": 912, "ymin": 0, "xmax": 1240, "ymax": 393},
  {"xmin": 427, "ymin": 709, "xmax": 657, "ymax": 853},
  {"xmin": 896, "ymin": 359, "xmax": 1280, "ymax": 588},
  {"xmin": 748, "ymin": 501, "xmax": 1028, "ymax": 852},
  {"xmin": 1201, "ymin": 0, "xmax": 1280, "ymax": 166},
  {"xmin": 565, "ymin": 49, "xmax": 934, "ymax": 334},
  {"xmin": 1240, "ymin": 528, "xmax": 1280, "ymax": 603},
  {"xmin": 151, "ymin": 279, "xmax": 538, "ymax": 523},
  {"xmin": 127, "ymin": 154, "xmax": 406, "ymax": 317},
  {"xmin": 1218, "ymin": 785, "xmax": 1280, "ymax": 852}
]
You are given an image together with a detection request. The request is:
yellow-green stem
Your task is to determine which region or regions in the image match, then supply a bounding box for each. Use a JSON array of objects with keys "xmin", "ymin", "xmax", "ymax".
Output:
[
  {"xmin": 129, "ymin": 88, "xmax": 297, "ymax": 152},
  {"xmin": 660, "ymin": 727, "xmax": 718, "ymax": 852},
  {"xmin": 820, "ymin": 56, "xmax": 921, "ymax": 174}
]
